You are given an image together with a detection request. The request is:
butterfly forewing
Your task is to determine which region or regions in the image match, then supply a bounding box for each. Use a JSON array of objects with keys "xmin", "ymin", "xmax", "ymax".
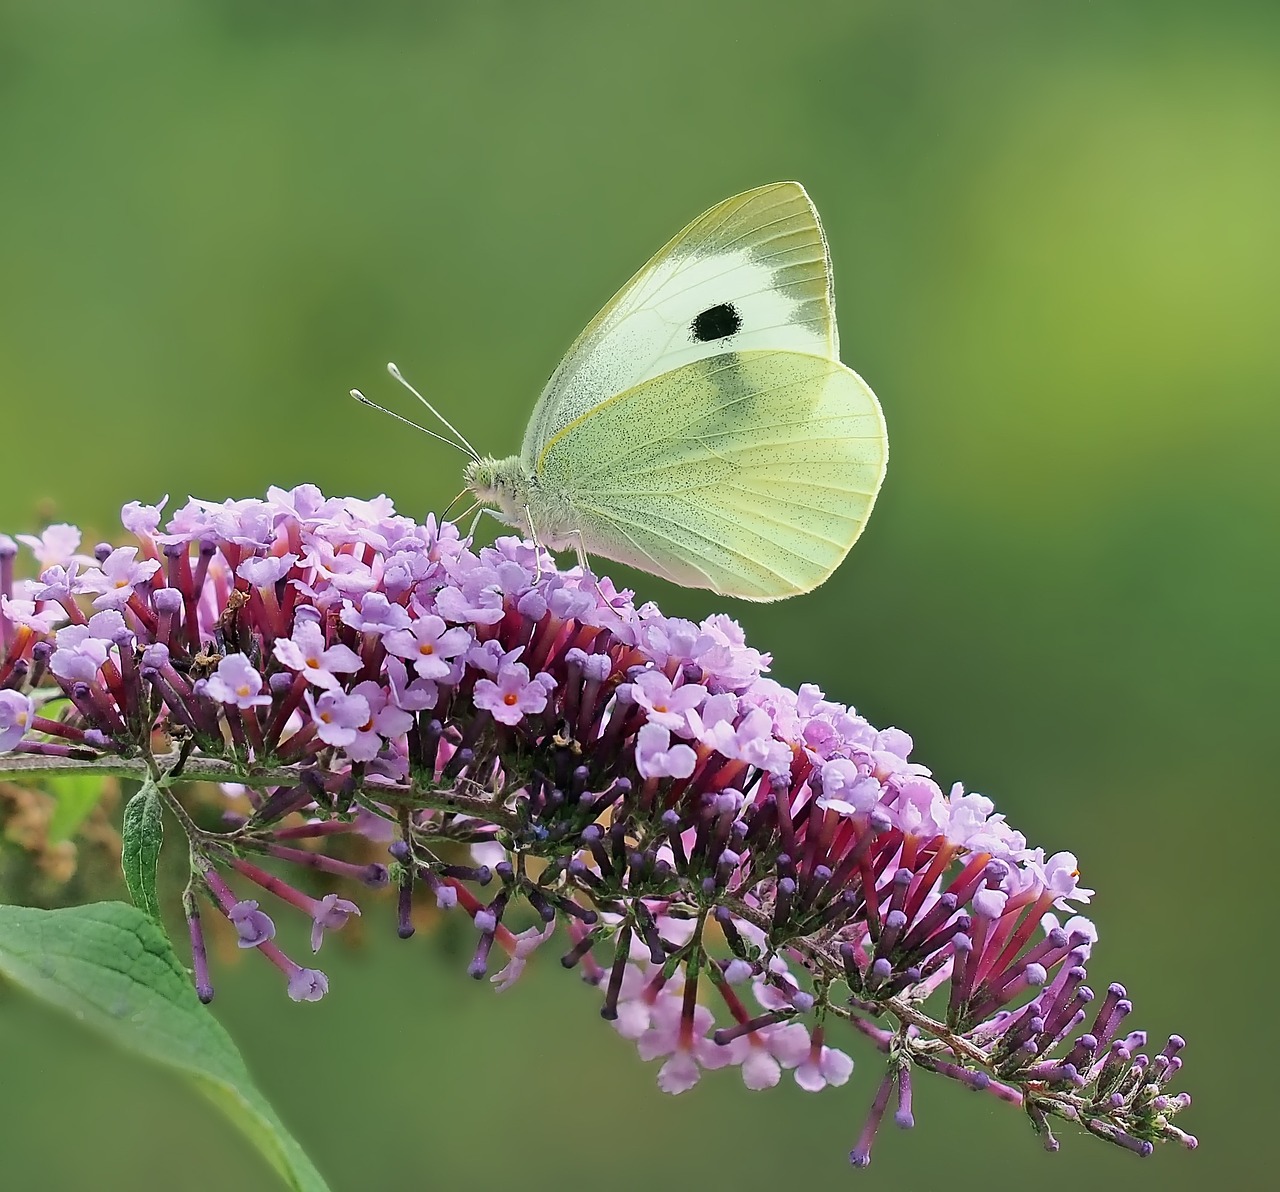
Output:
[
  {"xmin": 534, "ymin": 350, "xmax": 887, "ymax": 600},
  {"xmin": 519, "ymin": 182, "xmax": 839, "ymax": 468}
]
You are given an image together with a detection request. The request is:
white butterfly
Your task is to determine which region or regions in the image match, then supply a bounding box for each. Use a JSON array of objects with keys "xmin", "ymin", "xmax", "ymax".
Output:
[{"xmin": 358, "ymin": 182, "xmax": 888, "ymax": 601}]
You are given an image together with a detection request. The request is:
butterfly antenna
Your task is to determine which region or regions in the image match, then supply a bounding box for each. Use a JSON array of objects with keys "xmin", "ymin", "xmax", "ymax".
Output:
[
  {"xmin": 349, "ymin": 390, "xmax": 475, "ymax": 455},
  {"xmin": 387, "ymin": 362, "xmax": 481, "ymax": 462}
]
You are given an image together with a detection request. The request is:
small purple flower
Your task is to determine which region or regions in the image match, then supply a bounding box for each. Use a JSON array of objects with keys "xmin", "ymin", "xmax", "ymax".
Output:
[
  {"xmin": 691, "ymin": 613, "xmax": 770, "ymax": 690},
  {"xmin": 628, "ymin": 670, "xmax": 708, "ymax": 735},
  {"xmin": 203, "ymin": 654, "xmax": 273, "ymax": 709},
  {"xmin": 338, "ymin": 492, "xmax": 400, "ymax": 533},
  {"xmin": 1028, "ymin": 849, "xmax": 1095, "ymax": 908},
  {"xmin": 1041, "ymin": 911, "xmax": 1099, "ymax": 959},
  {"xmin": 944, "ymin": 785, "xmax": 1023, "ymax": 854},
  {"xmin": 697, "ymin": 707, "xmax": 791, "ymax": 776},
  {"xmin": 474, "ymin": 662, "xmax": 552, "ymax": 726},
  {"xmin": 635, "ymin": 722, "xmax": 697, "ymax": 780},
  {"xmin": 345, "ymin": 680, "xmax": 414, "ymax": 761},
  {"xmin": 484, "ymin": 534, "xmax": 541, "ymax": 572},
  {"xmin": 489, "ymin": 558, "xmax": 533, "ymax": 598},
  {"xmin": 17, "ymin": 524, "xmax": 85, "ymax": 568},
  {"xmin": 34, "ymin": 562, "xmax": 88, "ymax": 603},
  {"xmin": 49, "ymin": 623, "xmax": 112, "ymax": 684},
  {"xmin": 286, "ymin": 966, "xmax": 330, "ymax": 1002},
  {"xmin": 228, "ymin": 899, "xmax": 276, "ymax": 948},
  {"xmin": 383, "ymin": 613, "xmax": 472, "ymax": 681},
  {"xmin": 266, "ymin": 483, "xmax": 338, "ymax": 527},
  {"xmin": 85, "ymin": 609, "xmax": 129, "ymax": 640},
  {"xmin": 384, "ymin": 656, "xmax": 438, "ymax": 713},
  {"xmin": 120, "ymin": 496, "xmax": 168, "ymax": 538},
  {"xmin": 304, "ymin": 689, "xmax": 372, "ymax": 748},
  {"xmin": 516, "ymin": 588, "xmax": 547, "ymax": 622},
  {"xmin": 236, "ymin": 553, "xmax": 298, "ymax": 586},
  {"xmin": 490, "ymin": 921, "xmax": 556, "ymax": 992},
  {"xmin": 636, "ymin": 995, "xmax": 745, "ymax": 1095},
  {"xmin": 738, "ymin": 1021, "xmax": 811, "ymax": 1091},
  {"xmin": 874, "ymin": 726, "xmax": 914, "ymax": 760},
  {"xmin": 434, "ymin": 561, "xmax": 505, "ymax": 625},
  {"xmin": 309, "ymin": 893, "xmax": 361, "ymax": 952},
  {"xmin": 340, "ymin": 590, "xmax": 411, "ymax": 636},
  {"xmin": 816, "ymin": 757, "xmax": 882, "ymax": 817},
  {"xmin": 546, "ymin": 581, "xmax": 597, "ymax": 624},
  {"xmin": 299, "ymin": 541, "xmax": 380, "ymax": 598},
  {"xmin": 465, "ymin": 638, "xmax": 525, "ymax": 677},
  {"xmin": 273, "ymin": 619, "xmax": 361, "ymax": 690},
  {"xmin": 217, "ymin": 497, "xmax": 276, "ymax": 549},
  {"xmin": 794, "ymin": 1039, "xmax": 855, "ymax": 1092},
  {"xmin": 78, "ymin": 546, "xmax": 161, "ymax": 610},
  {"xmin": 692, "ymin": 691, "xmax": 738, "ymax": 729},
  {"xmin": 893, "ymin": 775, "xmax": 947, "ymax": 836},
  {"xmin": 570, "ymin": 648, "xmax": 614, "ymax": 683},
  {"xmin": 1, "ymin": 593, "xmax": 68, "ymax": 634},
  {"xmin": 971, "ymin": 885, "xmax": 1009, "ymax": 920},
  {"xmin": 638, "ymin": 616, "xmax": 701, "ymax": 670},
  {"xmin": 0, "ymin": 690, "xmax": 34, "ymax": 751},
  {"xmin": 152, "ymin": 496, "xmax": 218, "ymax": 546},
  {"xmin": 381, "ymin": 548, "xmax": 437, "ymax": 600}
]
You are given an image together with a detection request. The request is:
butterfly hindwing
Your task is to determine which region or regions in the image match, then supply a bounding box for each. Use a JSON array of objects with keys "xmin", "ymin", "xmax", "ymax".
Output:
[
  {"xmin": 519, "ymin": 182, "xmax": 839, "ymax": 469},
  {"xmin": 534, "ymin": 350, "xmax": 887, "ymax": 600}
]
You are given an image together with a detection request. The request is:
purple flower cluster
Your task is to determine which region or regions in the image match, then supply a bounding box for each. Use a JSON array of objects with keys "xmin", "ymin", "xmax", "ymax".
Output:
[{"xmin": 0, "ymin": 488, "xmax": 1196, "ymax": 1165}]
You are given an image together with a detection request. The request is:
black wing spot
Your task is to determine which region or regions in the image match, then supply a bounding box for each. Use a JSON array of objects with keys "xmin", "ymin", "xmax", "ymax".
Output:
[{"xmin": 691, "ymin": 302, "xmax": 742, "ymax": 343}]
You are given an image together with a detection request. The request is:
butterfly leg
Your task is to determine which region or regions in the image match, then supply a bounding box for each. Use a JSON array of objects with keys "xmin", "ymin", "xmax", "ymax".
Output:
[
  {"xmin": 466, "ymin": 505, "xmax": 506, "ymax": 547},
  {"xmin": 523, "ymin": 506, "xmax": 549, "ymax": 583},
  {"xmin": 565, "ymin": 531, "xmax": 608, "ymax": 601},
  {"xmin": 570, "ymin": 532, "xmax": 591, "ymax": 576}
]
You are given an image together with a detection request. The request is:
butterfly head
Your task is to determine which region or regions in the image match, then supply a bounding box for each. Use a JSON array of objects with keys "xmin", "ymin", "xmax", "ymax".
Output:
[{"xmin": 465, "ymin": 456, "xmax": 531, "ymax": 525}]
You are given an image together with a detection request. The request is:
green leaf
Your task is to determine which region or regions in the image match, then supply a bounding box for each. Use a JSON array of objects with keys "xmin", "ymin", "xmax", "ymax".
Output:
[
  {"xmin": 43, "ymin": 772, "xmax": 110, "ymax": 844},
  {"xmin": 0, "ymin": 901, "xmax": 330, "ymax": 1192},
  {"xmin": 121, "ymin": 783, "xmax": 164, "ymax": 926}
]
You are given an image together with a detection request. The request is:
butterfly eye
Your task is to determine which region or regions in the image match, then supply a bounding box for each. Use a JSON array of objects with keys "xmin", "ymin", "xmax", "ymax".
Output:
[{"xmin": 690, "ymin": 302, "xmax": 742, "ymax": 343}]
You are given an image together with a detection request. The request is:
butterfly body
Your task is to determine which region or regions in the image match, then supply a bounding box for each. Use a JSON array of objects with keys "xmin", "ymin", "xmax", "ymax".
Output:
[
  {"xmin": 464, "ymin": 182, "xmax": 888, "ymax": 601},
  {"xmin": 464, "ymin": 455, "xmax": 578, "ymax": 550}
]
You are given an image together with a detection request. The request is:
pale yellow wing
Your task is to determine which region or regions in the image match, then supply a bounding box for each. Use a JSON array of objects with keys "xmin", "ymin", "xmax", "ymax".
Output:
[
  {"xmin": 519, "ymin": 182, "xmax": 838, "ymax": 469},
  {"xmin": 534, "ymin": 350, "xmax": 887, "ymax": 600}
]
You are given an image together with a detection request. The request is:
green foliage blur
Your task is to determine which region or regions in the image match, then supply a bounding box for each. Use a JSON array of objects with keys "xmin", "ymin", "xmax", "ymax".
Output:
[{"xmin": 1, "ymin": 2, "xmax": 1275, "ymax": 1187}]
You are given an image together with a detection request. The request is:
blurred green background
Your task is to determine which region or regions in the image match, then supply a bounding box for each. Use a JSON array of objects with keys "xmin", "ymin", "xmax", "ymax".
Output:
[{"xmin": 1, "ymin": 0, "xmax": 1275, "ymax": 1187}]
